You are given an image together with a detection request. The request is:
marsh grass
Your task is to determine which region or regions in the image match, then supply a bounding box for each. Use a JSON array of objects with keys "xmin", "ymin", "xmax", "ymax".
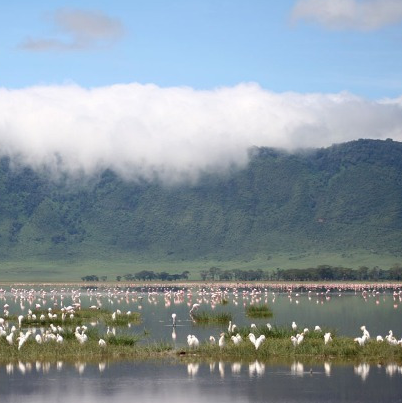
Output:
[
  {"xmin": 191, "ymin": 311, "xmax": 232, "ymax": 324},
  {"xmin": 190, "ymin": 335, "xmax": 402, "ymax": 363},
  {"xmin": 231, "ymin": 324, "xmax": 337, "ymax": 340},
  {"xmin": 106, "ymin": 334, "xmax": 141, "ymax": 346},
  {"xmin": 0, "ymin": 323, "xmax": 400, "ymax": 363},
  {"xmin": 0, "ymin": 330, "xmax": 172, "ymax": 362},
  {"xmin": 245, "ymin": 304, "xmax": 273, "ymax": 318},
  {"xmin": 18, "ymin": 308, "xmax": 141, "ymax": 328}
]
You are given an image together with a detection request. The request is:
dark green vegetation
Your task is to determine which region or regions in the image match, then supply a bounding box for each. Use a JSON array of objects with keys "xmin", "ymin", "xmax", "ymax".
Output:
[
  {"xmin": 245, "ymin": 305, "xmax": 273, "ymax": 318},
  {"xmin": 193, "ymin": 337, "xmax": 402, "ymax": 363},
  {"xmin": 2, "ymin": 324, "xmax": 401, "ymax": 363},
  {"xmin": 0, "ymin": 330, "xmax": 169, "ymax": 362},
  {"xmin": 187, "ymin": 325, "xmax": 402, "ymax": 363},
  {"xmin": 197, "ymin": 264, "xmax": 402, "ymax": 281},
  {"xmin": 17, "ymin": 308, "xmax": 141, "ymax": 327},
  {"xmin": 1, "ymin": 139, "xmax": 402, "ymax": 280},
  {"xmin": 191, "ymin": 311, "xmax": 232, "ymax": 324}
]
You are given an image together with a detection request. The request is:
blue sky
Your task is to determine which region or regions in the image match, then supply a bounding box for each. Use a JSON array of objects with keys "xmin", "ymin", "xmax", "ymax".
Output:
[
  {"xmin": 2, "ymin": 0, "xmax": 402, "ymax": 98},
  {"xmin": 1, "ymin": 1, "xmax": 402, "ymax": 182}
]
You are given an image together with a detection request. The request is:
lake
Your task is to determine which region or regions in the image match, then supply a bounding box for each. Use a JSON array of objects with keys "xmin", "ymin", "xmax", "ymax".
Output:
[
  {"xmin": 1, "ymin": 283, "xmax": 402, "ymax": 402},
  {"xmin": 6, "ymin": 283, "xmax": 400, "ymax": 344}
]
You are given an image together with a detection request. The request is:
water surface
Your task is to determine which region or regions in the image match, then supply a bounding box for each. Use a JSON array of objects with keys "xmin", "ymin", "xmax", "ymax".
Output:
[{"xmin": 1, "ymin": 359, "xmax": 401, "ymax": 403}]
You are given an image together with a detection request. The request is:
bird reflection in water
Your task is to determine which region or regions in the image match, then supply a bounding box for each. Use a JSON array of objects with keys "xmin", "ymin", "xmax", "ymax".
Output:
[{"xmin": 354, "ymin": 363, "xmax": 370, "ymax": 381}]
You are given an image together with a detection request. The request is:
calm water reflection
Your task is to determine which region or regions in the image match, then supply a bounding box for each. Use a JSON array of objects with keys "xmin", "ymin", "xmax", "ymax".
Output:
[{"xmin": 1, "ymin": 359, "xmax": 402, "ymax": 403}]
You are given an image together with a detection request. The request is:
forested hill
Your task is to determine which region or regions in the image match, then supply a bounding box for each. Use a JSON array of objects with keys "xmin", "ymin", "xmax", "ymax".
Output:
[{"xmin": 1, "ymin": 138, "xmax": 402, "ymax": 264}]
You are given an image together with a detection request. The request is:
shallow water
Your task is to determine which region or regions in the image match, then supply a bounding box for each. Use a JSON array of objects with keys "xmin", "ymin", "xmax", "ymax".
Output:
[
  {"xmin": 2, "ymin": 285, "xmax": 402, "ymax": 346},
  {"xmin": 1, "ymin": 285, "xmax": 402, "ymax": 402},
  {"xmin": 1, "ymin": 359, "xmax": 402, "ymax": 403}
]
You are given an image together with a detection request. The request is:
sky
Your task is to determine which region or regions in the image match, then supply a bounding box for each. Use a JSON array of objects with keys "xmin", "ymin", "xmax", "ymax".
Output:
[{"xmin": 1, "ymin": 0, "xmax": 402, "ymax": 182}]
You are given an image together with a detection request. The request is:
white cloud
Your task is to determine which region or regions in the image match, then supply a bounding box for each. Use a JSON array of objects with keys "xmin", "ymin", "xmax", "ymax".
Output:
[
  {"xmin": 0, "ymin": 82, "xmax": 401, "ymax": 183},
  {"xmin": 291, "ymin": 0, "xmax": 402, "ymax": 30},
  {"xmin": 20, "ymin": 9, "xmax": 124, "ymax": 51}
]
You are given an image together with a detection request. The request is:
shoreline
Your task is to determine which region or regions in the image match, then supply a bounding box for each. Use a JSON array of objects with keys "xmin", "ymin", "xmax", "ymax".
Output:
[{"xmin": 0, "ymin": 333, "xmax": 401, "ymax": 364}]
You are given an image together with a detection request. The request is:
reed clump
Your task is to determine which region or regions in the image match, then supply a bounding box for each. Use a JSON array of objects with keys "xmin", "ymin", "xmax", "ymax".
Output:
[
  {"xmin": 245, "ymin": 305, "xmax": 273, "ymax": 318},
  {"xmin": 187, "ymin": 329, "xmax": 402, "ymax": 363},
  {"xmin": 0, "ymin": 331, "xmax": 172, "ymax": 362},
  {"xmin": 191, "ymin": 311, "xmax": 232, "ymax": 324},
  {"xmin": 18, "ymin": 308, "xmax": 141, "ymax": 328}
]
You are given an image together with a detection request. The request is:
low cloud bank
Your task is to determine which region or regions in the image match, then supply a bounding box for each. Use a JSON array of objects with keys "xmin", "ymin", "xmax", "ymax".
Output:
[{"xmin": 0, "ymin": 82, "xmax": 401, "ymax": 183}]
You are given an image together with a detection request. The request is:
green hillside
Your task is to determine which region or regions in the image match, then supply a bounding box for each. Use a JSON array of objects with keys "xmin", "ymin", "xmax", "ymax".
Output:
[{"xmin": 1, "ymin": 138, "xmax": 402, "ymax": 280}]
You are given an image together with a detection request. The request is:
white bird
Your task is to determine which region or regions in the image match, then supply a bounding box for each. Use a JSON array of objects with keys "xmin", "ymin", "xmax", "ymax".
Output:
[
  {"xmin": 354, "ymin": 336, "xmax": 366, "ymax": 346},
  {"xmin": 189, "ymin": 304, "xmax": 200, "ymax": 315},
  {"xmin": 231, "ymin": 334, "xmax": 242, "ymax": 345},
  {"xmin": 187, "ymin": 335, "xmax": 199, "ymax": 349},
  {"xmin": 209, "ymin": 335, "xmax": 216, "ymax": 345},
  {"xmin": 56, "ymin": 334, "xmax": 63, "ymax": 344},
  {"xmin": 296, "ymin": 333, "xmax": 304, "ymax": 345},
  {"xmin": 292, "ymin": 321, "xmax": 297, "ymax": 331},
  {"xmin": 99, "ymin": 339, "xmax": 106, "ymax": 347},
  {"xmin": 324, "ymin": 332, "xmax": 332, "ymax": 345},
  {"xmin": 6, "ymin": 331, "xmax": 14, "ymax": 345},
  {"xmin": 218, "ymin": 333, "xmax": 226, "ymax": 348},
  {"xmin": 314, "ymin": 325, "xmax": 322, "ymax": 332},
  {"xmin": 248, "ymin": 333, "xmax": 256, "ymax": 347},
  {"xmin": 376, "ymin": 335, "xmax": 384, "ymax": 342},
  {"xmin": 18, "ymin": 315, "xmax": 24, "ymax": 328},
  {"xmin": 255, "ymin": 335, "xmax": 266, "ymax": 350},
  {"xmin": 360, "ymin": 325, "xmax": 370, "ymax": 340},
  {"xmin": 172, "ymin": 313, "xmax": 177, "ymax": 327},
  {"xmin": 266, "ymin": 323, "xmax": 272, "ymax": 331}
]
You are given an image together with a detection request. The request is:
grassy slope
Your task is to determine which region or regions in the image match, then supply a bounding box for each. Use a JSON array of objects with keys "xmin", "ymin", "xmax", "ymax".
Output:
[
  {"xmin": 0, "ymin": 139, "xmax": 402, "ymax": 281},
  {"xmin": 0, "ymin": 250, "xmax": 400, "ymax": 282}
]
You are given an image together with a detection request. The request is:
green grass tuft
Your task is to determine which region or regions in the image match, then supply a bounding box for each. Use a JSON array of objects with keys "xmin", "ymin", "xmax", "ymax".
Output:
[
  {"xmin": 192, "ymin": 311, "xmax": 232, "ymax": 324},
  {"xmin": 245, "ymin": 304, "xmax": 273, "ymax": 318}
]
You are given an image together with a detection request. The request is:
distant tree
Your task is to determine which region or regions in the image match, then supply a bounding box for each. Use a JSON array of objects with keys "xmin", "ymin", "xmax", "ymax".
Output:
[
  {"xmin": 81, "ymin": 275, "xmax": 99, "ymax": 282},
  {"xmin": 389, "ymin": 264, "xmax": 402, "ymax": 280},
  {"xmin": 135, "ymin": 270, "xmax": 157, "ymax": 281},
  {"xmin": 219, "ymin": 270, "xmax": 233, "ymax": 281},
  {"xmin": 158, "ymin": 271, "xmax": 170, "ymax": 281},
  {"xmin": 209, "ymin": 266, "xmax": 221, "ymax": 280},
  {"xmin": 357, "ymin": 266, "xmax": 369, "ymax": 280},
  {"xmin": 116, "ymin": 275, "xmax": 122, "ymax": 281},
  {"xmin": 100, "ymin": 275, "xmax": 107, "ymax": 281}
]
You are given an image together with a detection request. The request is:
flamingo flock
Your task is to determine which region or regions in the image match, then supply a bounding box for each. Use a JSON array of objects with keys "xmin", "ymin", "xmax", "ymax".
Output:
[{"xmin": 0, "ymin": 283, "xmax": 400, "ymax": 359}]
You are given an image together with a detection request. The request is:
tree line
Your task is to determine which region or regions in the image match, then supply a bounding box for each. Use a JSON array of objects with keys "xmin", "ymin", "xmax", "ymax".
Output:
[
  {"xmin": 200, "ymin": 264, "xmax": 402, "ymax": 281},
  {"xmin": 82, "ymin": 270, "xmax": 190, "ymax": 282},
  {"xmin": 80, "ymin": 264, "xmax": 402, "ymax": 282}
]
